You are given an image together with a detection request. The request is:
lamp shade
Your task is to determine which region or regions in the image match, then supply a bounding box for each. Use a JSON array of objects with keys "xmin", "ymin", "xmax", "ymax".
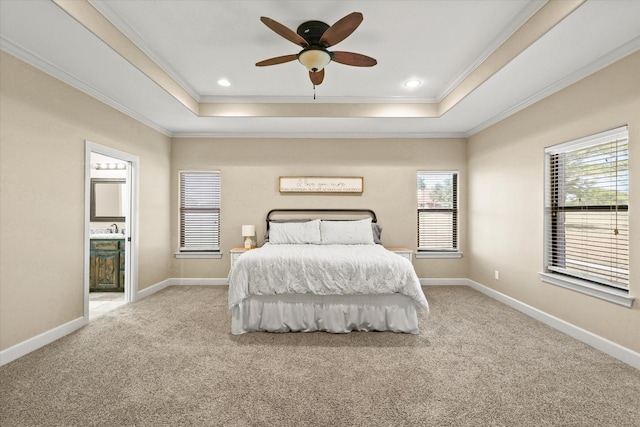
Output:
[
  {"xmin": 242, "ymin": 225, "xmax": 256, "ymax": 237},
  {"xmin": 298, "ymin": 48, "xmax": 331, "ymax": 72}
]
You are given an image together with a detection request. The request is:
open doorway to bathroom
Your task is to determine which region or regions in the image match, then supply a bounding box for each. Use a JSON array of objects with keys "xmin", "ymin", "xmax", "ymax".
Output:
[{"xmin": 85, "ymin": 141, "xmax": 139, "ymax": 321}]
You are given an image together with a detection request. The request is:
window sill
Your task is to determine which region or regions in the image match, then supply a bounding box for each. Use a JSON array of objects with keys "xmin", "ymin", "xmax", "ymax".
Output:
[
  {"xmin": 539, "ymin": 272, "xmax": 634, "ymax": 308},
  {"xmin": 415, "ymin": 251, "xmax": 463, "ymax": 259},
  {"xmin": 175, "ymin": 252, "xmax": 222, "ymax": 259}
]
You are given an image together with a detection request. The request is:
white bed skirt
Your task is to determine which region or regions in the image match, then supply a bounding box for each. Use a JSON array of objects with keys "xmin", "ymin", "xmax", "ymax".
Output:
[{"xmin": 231, "ymin": 293, "xmax": 421, "ymax": 335}]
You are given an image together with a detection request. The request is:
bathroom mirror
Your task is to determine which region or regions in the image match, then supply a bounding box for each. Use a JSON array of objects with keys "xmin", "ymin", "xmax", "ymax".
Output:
[{"xmin": 90, "ymin": 178, "xmax": 126, "ymax": 222}]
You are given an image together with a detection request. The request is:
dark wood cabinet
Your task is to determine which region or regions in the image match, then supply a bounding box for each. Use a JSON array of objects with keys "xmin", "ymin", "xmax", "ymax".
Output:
[{"xmin": 90, "ymin": 239, "xmax": 125, "ymax": 292}]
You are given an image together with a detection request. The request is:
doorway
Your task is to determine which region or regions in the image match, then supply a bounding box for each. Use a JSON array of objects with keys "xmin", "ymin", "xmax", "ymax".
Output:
[{"xmin": 84, "ymin": 141, "xmax": 139, "ymax": 321}]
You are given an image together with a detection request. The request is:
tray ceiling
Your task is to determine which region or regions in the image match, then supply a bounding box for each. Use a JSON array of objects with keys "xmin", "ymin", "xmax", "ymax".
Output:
[{"xmin": 1, "ymin": 0, "xmax": 638, "ymax": 138}]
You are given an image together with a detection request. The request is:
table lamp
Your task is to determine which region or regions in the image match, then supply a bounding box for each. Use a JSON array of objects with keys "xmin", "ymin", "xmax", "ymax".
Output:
[{"xmin": 242, "ymin": 225, "xmax": 255, "ymax": 249}]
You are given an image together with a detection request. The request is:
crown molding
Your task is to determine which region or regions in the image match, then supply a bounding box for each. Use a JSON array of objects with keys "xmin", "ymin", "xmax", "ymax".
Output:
[
  {"xmin": 0, "ymin": 36, "xmax": 171, "ymax": 137},
  {"xmin": 437, "ymin": 0, "xmax": 547, "ymax": 102},
  {"xmin": 87, "ymin": 0, "xmax": 201, "ymax": 102},
  {"xmin": 199, "ymin": 95, "xmax": 441, "ymax": 104},
  {"xmin": 170, "ymin": 131, "xmax": 467, "ymax": 139},
  {"xmin": 465, "ymin": 36, "xmax": 640, "ymax": 138},
  {"xmin": 438, "ymin": 0, "xmax": 586, "ymax": 116}
]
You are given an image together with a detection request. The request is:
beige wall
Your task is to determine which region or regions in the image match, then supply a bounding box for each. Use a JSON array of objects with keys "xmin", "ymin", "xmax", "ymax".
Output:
[
  {"xmin": 170, "ymin": 138, "xmax": 468, "ymax": 280},
  {"xmin": 467, "ymin": 51, "xmax": 640, "ymax": 352},
  {"xmin": 0, "ymin": 52, "xmax": 172, "ymax": 350}
]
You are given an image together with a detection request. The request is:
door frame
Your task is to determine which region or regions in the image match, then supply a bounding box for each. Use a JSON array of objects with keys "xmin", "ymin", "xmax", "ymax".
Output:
[{"xmin": 84, "ymin": 141, "xmax": 139, "ymax": 320}]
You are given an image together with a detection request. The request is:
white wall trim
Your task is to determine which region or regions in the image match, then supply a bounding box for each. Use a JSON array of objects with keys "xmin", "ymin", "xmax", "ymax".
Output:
[
  {"xmin": 466, "ymin": 279, "xmax": 640, "ymax": 371},
  {"xmin": 539, "ymin": 272, "xmax": 634, "ymax": 308},
  {"xmin": 135, "ymin": 278, "xmax": 229, "ymax": 300},
  {"xmin": 415, "ymin": 252, "xmax": 463, "ymax": 259},
  {"xmin": 170, "ymin": 131, "xmax": 468, "ymax": 139},
  {"xmin": 172, "ymin": 278, "xmax": 229, "ymax": 286},
  {"xmin": 174, "ymin": 252, "xmax": 222, "ymax": 259},
  {"xmin": 436, "ymin": 0, "xmax": 546, "ymax": 102},
  {"xmin": 465, "ymin": 35, "xmax": 640, "ymax": 137},
  {"xmin": 136, "ymin": 278, "xmax": 174, "ymax": 300},
  {"xmin": 0, "ymin": 36, "xmax": 171, "ymax": 137},
  {"xmin": 0, "ymin": 317, "xmax": 86, "ymax": 367},
  {"xmin": 420, "ymin": 278, "xmax": 469, "ymax": 286},
  {"xmin": 88, "ymin": 0, "xmax": 201, "ymax": 103}
]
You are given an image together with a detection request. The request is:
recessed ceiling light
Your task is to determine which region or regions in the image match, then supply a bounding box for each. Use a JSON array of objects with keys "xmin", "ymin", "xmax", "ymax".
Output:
[
  {"xmin": 404, "ymin": 79, "xmax": 421, "ymax": 88},
  {"xmin": 218, "ymin": 79, "xmax": 231, "ymax": 87}
]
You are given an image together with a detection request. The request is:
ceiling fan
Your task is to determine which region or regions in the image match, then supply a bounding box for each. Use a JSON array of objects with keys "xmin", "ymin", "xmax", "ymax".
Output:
[{"xmin": 255, "ymin": 12, "xmax": 377, "ymax": 87}]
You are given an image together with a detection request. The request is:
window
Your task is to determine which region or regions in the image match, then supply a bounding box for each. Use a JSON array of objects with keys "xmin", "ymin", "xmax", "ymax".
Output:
[
  {"xmin": 417, "ymin": 171, "xmax": 459, "ymax": 257},
  {"xmin": 542, "ymin": 126, "xmax": 632, "ymax": 307},
  {"xmin": 179, "ymin": 171, "xmax": 221, "ymax": 253}
]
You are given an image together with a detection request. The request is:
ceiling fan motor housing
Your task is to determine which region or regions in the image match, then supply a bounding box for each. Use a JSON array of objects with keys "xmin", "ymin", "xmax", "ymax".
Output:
[{"xmin": 297, "ymin": 20, "xmax": 330, "ymax": 46}]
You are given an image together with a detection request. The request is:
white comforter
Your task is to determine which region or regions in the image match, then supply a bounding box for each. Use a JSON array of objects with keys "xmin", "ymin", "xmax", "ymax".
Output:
[{"xmin": 228, "ymin": 243, "xmax": 428, "ymax": 309}]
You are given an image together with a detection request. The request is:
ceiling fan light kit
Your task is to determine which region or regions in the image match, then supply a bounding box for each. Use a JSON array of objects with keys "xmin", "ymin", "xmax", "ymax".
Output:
[
  {"xmin": 298, "ymin": 48, "xmax": 332, "ymax": 72},
  {"xmin": 256, "ymin": 12, "xmax": 377, "ymax": 93}
]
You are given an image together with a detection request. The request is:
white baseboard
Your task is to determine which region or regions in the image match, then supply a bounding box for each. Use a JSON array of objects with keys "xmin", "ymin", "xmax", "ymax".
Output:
[
  {"xmin": 420, "ymin": 278, "xmax": 468, "ymax": 286},
  {"xmin": 171, "ymin": 278, "xmax": 228, "ymax": 286},
  {"xmin": 466, "ymin": 279, "xmax": 640, "ymax": 370},
  {"xmin": 136, "ymin": 278, "xmax": 173, "ymax": 300},
  {"xmin": 137, "ymin": 278, "xmax": 229, "ymax": 300},
  {"xmin": 137, "ymin": 278, "xmax": 228, "ymax": 299},
  {"xmin": 0, "ymin": 316, "xmax": 86, "ymax": 367}
]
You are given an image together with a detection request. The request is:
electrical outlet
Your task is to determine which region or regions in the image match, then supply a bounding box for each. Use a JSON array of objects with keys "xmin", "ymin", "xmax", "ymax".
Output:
[{"xmin": 494, "ymin": 270, "xmax": 500, "ymax": 280}]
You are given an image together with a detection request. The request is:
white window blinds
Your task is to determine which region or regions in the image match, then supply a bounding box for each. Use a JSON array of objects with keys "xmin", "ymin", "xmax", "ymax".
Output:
[
  {"xmin": 417, "ymin": 171, "xmax": 458, "ymax": 251},
  {"xmin": 545, "ymin": 126, "xmax": 629, "ymax": 290},
  {"xmin": 179, "ymin": 171, "xmax": 221, "ymax": 252}
]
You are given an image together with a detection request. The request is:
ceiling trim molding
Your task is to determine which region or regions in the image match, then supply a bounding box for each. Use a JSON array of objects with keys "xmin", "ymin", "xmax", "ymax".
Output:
[
  {"xmin": 438, "ymin": 0, "xmax": 586, "ymax": 116},
  {"xmin": 52, "ymin": 0, "xmax": 200, "ymax": 115},
  {"xmin": 465, "ymin": 36, "xmax": 640, "ymax": 138},
  {"xmin": 198, "ymin": 102, "xmax": 440, "ymax": 118},
  {"xmin": 0, "ymin": 36, "xmax": 171, "ymax": 137},
  {"xmin": 87, "ymin": 0, "xmax": 201, "ymax": 102},
  {"xmin": 170, "ymin": 131, "xmax": 468, "ymax": 139},
  {"xmin": 199, "ymin": 95, "xmax": 441, "ymax": 104},
  {"xmin": 436, "ymin": 0, "xmax": 547, "ymax": 102}
]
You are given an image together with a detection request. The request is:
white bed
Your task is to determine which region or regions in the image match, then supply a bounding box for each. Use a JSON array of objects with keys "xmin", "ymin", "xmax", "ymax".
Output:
[{"xmin": 228, "ymin": 209, "xmax": 429, "ymax": 335}]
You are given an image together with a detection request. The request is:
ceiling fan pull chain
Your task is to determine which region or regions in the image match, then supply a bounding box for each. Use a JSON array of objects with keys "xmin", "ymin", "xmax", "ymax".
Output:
[{"xmin": 313, "ymin": 83, "xmax": 316, "ymax": 100}]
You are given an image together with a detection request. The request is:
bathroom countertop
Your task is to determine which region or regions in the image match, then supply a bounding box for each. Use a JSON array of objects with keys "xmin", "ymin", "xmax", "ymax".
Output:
[{"xmin": 90, "ymin": 234, "xmax": 125, "ymax": 239}]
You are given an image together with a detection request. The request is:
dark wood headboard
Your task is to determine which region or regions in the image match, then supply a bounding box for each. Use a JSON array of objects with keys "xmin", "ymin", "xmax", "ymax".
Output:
[{"xmin": 266, "ymin": 209, "xmax": 377, "ymax": 231}]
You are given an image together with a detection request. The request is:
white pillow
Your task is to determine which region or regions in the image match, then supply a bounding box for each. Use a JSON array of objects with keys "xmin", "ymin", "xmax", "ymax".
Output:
[
  {"xmin": 320, "ymin": 218, "xmax": 375, "ymax": 245},
  {"xmin": 268, "ymin": 219, "xmax": 321, "ymax": 244}
]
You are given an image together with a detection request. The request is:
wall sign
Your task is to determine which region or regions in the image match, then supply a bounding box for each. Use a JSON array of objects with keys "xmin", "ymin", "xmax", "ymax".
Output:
[{"xmin": 279, "ymin": 176, "xmax": 364, "ymax": 194}]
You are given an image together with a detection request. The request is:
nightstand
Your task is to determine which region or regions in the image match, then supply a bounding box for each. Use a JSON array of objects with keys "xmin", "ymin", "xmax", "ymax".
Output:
[
  {"xmin": 385, "ymin": 247, "xmax": 413, "ymax": 262},
  {"xmin": 230, "ymin": 247, "xmax": 254, "ymax": 270}
]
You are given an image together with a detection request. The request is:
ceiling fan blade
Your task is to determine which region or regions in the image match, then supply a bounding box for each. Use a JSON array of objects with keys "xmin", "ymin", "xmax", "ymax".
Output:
[
  {"xmin": 260, "ymin": 16, "xmax": 309, "ymax": 47},
  {"xmin": 331, "ymin": 51, "xmax": 377, "ymax": 67},
  {"xmin": 255, "ymin": 54, "xmax": 299, "ymax": 67},
  {"xmin": 309, "ymin": 68, "xmax": 325, "ymax": 85},
  {"xmin": 319, "ymin": 12, "xmax": 363, "ymax": 47}
]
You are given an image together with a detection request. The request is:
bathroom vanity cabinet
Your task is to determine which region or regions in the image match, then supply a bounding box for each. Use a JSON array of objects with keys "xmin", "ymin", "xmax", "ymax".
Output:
[{"xmin": 90, "ymin": 239, "xmax": 125, "ymax": 292}]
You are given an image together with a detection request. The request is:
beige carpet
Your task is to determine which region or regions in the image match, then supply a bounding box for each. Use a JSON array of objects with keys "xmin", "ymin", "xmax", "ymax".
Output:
[{"xmin": 1, "ymin": 286, "xmax": 639, "ymax": 426}]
